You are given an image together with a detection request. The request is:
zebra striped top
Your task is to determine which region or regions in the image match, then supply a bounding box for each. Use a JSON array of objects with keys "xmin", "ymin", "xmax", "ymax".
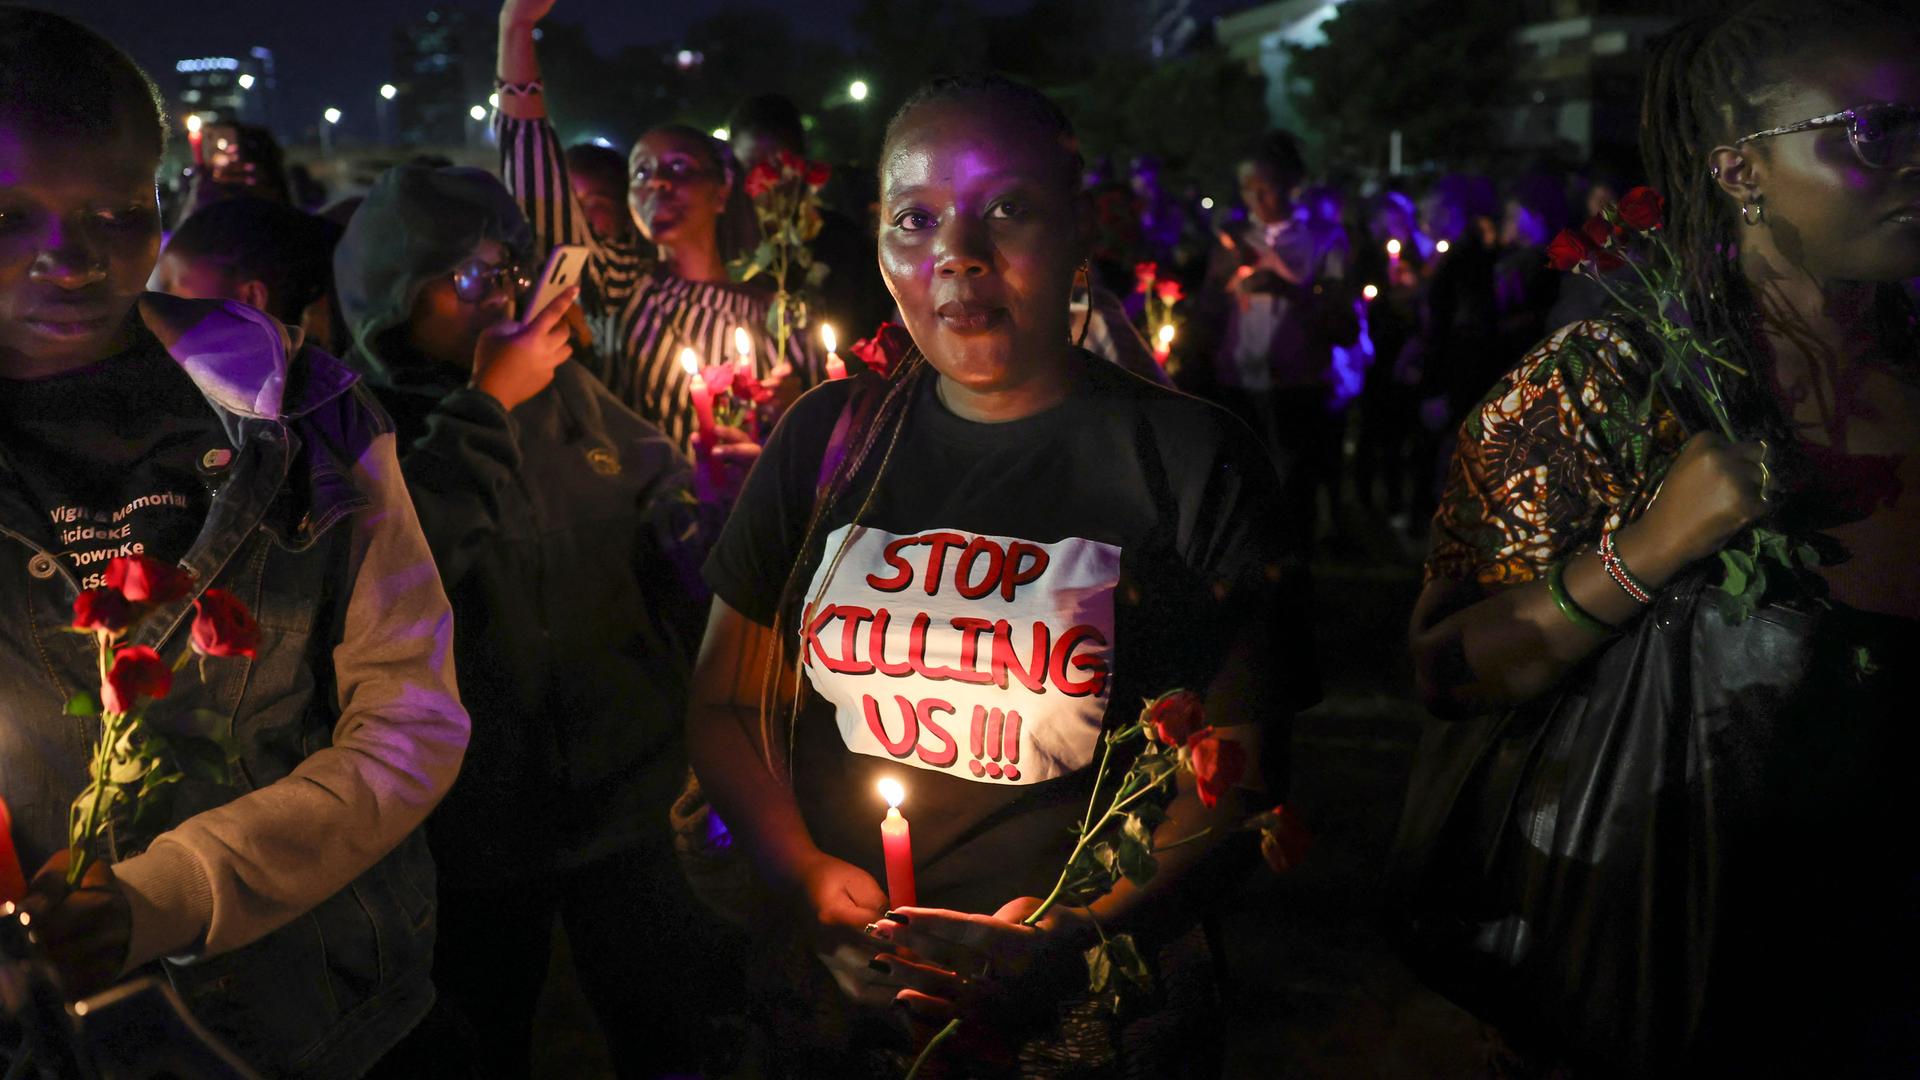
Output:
[{"xmin": 498, "ymin": 114, "xmax": 815, "ymax": 453}]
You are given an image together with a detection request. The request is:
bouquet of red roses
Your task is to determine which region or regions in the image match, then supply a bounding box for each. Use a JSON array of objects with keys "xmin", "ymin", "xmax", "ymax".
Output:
[
  {"xmin": 63, "ymin": 555, "xmax": 253, "ymax": 886},
  {"xmin": 1543, "ymin": 187, "xmax": 1819, "ymax": 620},
  {"xmin": 905, "ymin": 689, "xmax": 1310, "ymax": 1077},
  {"xmin": 736, "ymin": 150, "xmax": 834, "ymax": 372}
]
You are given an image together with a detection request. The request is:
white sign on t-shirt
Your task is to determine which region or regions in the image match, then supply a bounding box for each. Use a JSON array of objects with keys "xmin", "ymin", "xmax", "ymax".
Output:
[{"xmin": 798, "ymin": 524, "xmax": 1121, "ymax": 786}]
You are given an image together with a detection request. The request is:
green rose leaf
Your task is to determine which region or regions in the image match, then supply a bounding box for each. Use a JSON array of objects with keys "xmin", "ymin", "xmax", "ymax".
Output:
[
  {"xmin": 1085, "ymin": 940, "xmax": 1114, "ymax": 994},
  {"xmin": 1106, "ymin": 932, "xmax": 1153, "ymax": 993},
  {"xmin": 1116, "ymin": 832, "xmax": 1157, "ymax": 887},
  {"xmin": 1718, "ymin": 549, "xmax": 1750, "ymax": 596},
  {"xmin": 65, "ymin": 691, "xmax": 100, "ymax": 718}
]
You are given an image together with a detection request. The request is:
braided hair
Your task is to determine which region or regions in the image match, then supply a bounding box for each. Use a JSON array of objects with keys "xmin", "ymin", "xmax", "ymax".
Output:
[
  {"xmin": 1639, "ymin": 0, "xmax": 1917, "ymax": 439},
  {"xmin": 752, "ymin": 74, "xmax": 1085, "ymax": 774}
]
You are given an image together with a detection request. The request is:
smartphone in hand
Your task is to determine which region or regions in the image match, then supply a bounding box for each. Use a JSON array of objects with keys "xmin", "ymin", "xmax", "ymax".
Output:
[{"xmin": 524, "ymin": 244, "xmax": 589, "ymax": 316}]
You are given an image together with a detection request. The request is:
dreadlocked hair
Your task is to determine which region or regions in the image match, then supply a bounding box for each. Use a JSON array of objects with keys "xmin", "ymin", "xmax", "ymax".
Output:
[
  {"xmin": 756, "ymin": 350, "xmax": 932, "ymax": 776},
  {"xmin": 1639, "ymin": 0, "xmax": 1918, "ymax": 441},
  {"xmin": 882, "ymin": 72, "xmax": 1085, "ymax": 192}
]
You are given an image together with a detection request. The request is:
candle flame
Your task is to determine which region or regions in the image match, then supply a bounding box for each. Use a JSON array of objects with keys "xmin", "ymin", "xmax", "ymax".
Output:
[
  {"xmin": 878, "ymin": 777, "xmax": 904, "ymax": 808},
  {"xmin": 1156, "ymin": 324, "xmax": 1176, "ymax": 348},
  {"xmin": 186, "ymin": 114, "xmax": 204, "ymax": 134},
  {"xmin": 1362, "ymin": 284, "xmax": 1379, "ymax": 301},
  {"xmin": 821, "ymin": 323, "xmax": 837, "ymax": 354},
  {"xmin": 678, "ymin": 347, "xmax": 700, "ymax": 376},
  {"xmin": 733, "ymin": 326, "xmax": 752, "ymax": 360},
  {"xmin": 1436, "ymin": 239, "xmax": 1451, "ymax": 254},
  {"xmin": 1385, "ymin": 238, "xmax": 1401, "ymax": 256}
]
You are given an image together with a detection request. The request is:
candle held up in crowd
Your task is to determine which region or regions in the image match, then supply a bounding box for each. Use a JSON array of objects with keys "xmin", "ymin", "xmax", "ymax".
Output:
[
  {"xmin": 681, "ymin": 347, "xmax": 715, "ymax": 439},
  {"xmin": 1154, "ymin": 323, "xmax": 1175, "ymax": 365},
  {"xmin": 186, "ymin": 113, "xmax": 204, "ymax": 168},
  {"xmin": 877, "ymin": 777, "xmax": 916, "ymax": 909},
  {"xmin": 821, "ymin": 323, "xmax": 846, "ymax": 380},
  {"xmin": 732, "ymin": 325, "xmax": 753, "ymax": 371}
]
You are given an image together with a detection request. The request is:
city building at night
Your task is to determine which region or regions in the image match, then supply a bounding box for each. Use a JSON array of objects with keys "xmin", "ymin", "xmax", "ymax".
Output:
[{"xmin": 173, "ymin": 47, "xmax": 277, "ymax": 133}]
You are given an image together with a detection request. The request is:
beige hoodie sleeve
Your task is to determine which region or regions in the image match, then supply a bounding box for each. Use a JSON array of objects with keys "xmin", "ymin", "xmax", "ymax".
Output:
[{"xmin": 112, "ymin": 429, "xmax": 470, "ymax": 971}]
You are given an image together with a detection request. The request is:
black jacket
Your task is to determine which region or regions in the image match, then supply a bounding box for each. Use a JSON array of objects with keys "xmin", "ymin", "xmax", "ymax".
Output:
[{"xmin": 371, "ymin": 360, "xmax": 708, "ymax": 887}]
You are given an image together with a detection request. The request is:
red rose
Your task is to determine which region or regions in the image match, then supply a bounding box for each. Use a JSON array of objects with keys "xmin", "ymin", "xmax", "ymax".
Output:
[
  {"xmin": 190, "ymin": 588, "xmax": 260, "ymax": 660},
  {"xmin": 1581, "ymin": 214, "xmax": 1621, "ymax": 251},
  {"xmin": 1251, "ymin": 804, "xmax": 1314, "ymax": 873},
  {"xmin": 1145, "ymin": 690, "xmax": 1205, "ymax": 746},
  {"xmin": 745, "ymin": 162, "xmax": 781, "ymax": 199},
  {"xmin": 1155, "ymin": 279, "xmax": 1185, "ymax": 306},
  {"xmin": 777, "ymin": 149, "xmax": 805, "ymax": 176},
  {"xmin": 804, "ymin": 160, "xmax": 832, "ymax": 188},
  {"xmin": 1133, "ymin": 261, "xmax": 1158, "ymax": 293},
  {"xmin": 849, "ymin": 321, "xmax": 913, "ymax": 380},
  {"xmin": 1186, "ymin": 730, "xmax": 1246, "ymax": 809},
  {"xmin": 730, "ymin": 365, "xmax": 774, "ymax": 406},
  {"xmin": 1545, "ymin": 228, "xmax": 1591, "ymax": 271},
  {"xmin": 102, "ymin": 645, "xmax": 173, "ymax": 715},
  {"xmin": 104, "ymin": 555, "xmax": 194, "ymax": 604},
  {"xmin": 1616, "ymin": 186, "xmax": 1665, "ymax": 231},
  {"xmin": 1592, "ymin": 247, "xmax": 1628, "ymax": 273},
  {"xmin": 72, "ymin": 588, "xmax": 134, "ymax": 634}
]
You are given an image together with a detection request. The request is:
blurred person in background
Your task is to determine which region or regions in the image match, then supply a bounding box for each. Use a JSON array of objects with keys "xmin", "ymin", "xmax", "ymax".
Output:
[{"xmin": 151, "ymin": 196, "xmax": 346, "ymax": 353}]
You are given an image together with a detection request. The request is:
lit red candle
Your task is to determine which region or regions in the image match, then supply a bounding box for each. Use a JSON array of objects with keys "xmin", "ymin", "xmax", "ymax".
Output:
[
  {"xmin": 0, "ymin": 794, "xmax": 25, "ymax": 906},
  {"xmin": 822, "ymin": 323, "xmax": 846, "ymax": 380},
  {"xmin": 186, "ymin": 113, "xmax": 205, "ymax": 169},
  {"xmin": 681, "ymin": 347, "xmax": 715, "ymax": 439},
  {"xmin": 1154, "ymin": 323, "xmax": 1175, "ymax": 366},
  {"xmin": 732, "ymin": 325, "xmax": 754, "ymax": 372},
  {"xmin": 877, "ymin": 778, "xmax": 915, "ymax": 909}
]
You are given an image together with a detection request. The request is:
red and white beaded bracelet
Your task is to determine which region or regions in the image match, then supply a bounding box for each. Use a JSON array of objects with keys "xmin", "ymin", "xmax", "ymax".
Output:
[{"xmin": 1599, "ymin": 529, "xmax": 1653, "ymax": 605}]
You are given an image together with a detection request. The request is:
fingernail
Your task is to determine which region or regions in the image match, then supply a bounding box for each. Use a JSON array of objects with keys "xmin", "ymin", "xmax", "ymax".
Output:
[
  {"xmin": 867, "ymin": 956, "xmax": 891, "ymax": 974},
  {"xmin": 884, "ymin": 910, "xmax": 910, "ymax": 925}
]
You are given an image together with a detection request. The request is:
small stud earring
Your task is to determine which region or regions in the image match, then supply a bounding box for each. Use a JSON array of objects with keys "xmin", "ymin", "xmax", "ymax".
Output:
[{"xmin": 1709, "ymin": 164, "xmax": 1722, "ymax": 179}]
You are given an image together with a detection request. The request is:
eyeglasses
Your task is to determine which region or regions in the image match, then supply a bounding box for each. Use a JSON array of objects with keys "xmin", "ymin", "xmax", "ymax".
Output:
[
  {"xmin": 1735, "ymin": 102, "xmax": 1920, "ymax": 170},
  {"xmin": 631, "ymin": 157, "xmax": 715, "ymax": 185},
  {"xmin": 450, "ymin": 258, "xmax": 528, "ymax": 304}
]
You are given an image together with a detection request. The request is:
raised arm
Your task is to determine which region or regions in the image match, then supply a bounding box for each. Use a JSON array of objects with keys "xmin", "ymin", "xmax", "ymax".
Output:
[{"xmin": 494, "ymin": 0, "xmax": 624, "ymax": 271}]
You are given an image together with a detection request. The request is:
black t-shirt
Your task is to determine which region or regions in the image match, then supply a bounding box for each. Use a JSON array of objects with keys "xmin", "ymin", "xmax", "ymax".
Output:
[
  {"xmin": 704, "ymin": 354, "xmax": 1311, "ymax": 916},
  {"xmin": 0, "ymin": 325, "xmax": 222, "ymax": 588}
]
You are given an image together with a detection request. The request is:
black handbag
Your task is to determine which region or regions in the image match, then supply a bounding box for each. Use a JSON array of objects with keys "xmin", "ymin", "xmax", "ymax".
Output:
[{"xmin": 1382, "ymin": 574, "xmax": 1917, "ymax": 1075}]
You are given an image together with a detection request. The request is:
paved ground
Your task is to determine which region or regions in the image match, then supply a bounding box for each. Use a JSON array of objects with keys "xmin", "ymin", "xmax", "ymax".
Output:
[{"xmin": 533, "ymin": 511, "xmax": 1488, "ymax": 1078}]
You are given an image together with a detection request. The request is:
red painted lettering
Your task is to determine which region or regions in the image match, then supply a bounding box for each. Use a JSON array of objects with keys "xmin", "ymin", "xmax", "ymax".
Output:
[
  {"xmin": 862, "ymin": 694, "xmax": 919, "ymax": 757},
  {"xmin": 865, "ymin": 536, "xmax": 919, "ymax": 593},
  {"xmin": 951, "ymin": 617, "xmax": 994, "ymax": 674},
  {"xmin": 954, "ymin": 537, "xmax": 1005, "ymax": 600},
  {"xmin": 869, "ymin": 609, "xmax": 914, "ymax": 677},
  {"xmin": 800, "ymin": 602, "xmax": 837, "ymax": 668},
  {"xmin": 835, "ymin": 606, "xmax": 876, "ymax": 676},
  {"xmin": 989, "ymin": 619, "xmax": 1049, "ymax": 693},
  {"xmin": 920, "ymin": 532, "xmax": 967, "ymax": 596},
  {"xmin": 916, "ymin": 699, "xmax": 958, "ymax": 767},
  {"xmin": 1049, "ymin": 624, "xmax": 1110, "ymax": 697},
  {"xmin": 1002, "ymin": 543, "xmax": 1050, "ymax": 602}
]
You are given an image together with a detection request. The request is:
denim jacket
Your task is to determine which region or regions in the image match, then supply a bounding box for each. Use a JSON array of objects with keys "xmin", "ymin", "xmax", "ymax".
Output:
[{"xmin": 0, "ymin": 295, "xmax": 469, "ymax": 1079}]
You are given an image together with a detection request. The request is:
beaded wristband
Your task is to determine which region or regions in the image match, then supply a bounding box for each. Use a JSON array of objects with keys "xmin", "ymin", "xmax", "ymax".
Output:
[
  {"xmin": 1547, "ymin": 560, "xmax": 1614, "ymax": 637},
  {"xmin": 493, "ymin": 78, "xmax": 544, "ymax": 96},
  {"xmin": 1598, "ymin": 530, "xmax": 1653, "ymax": 605}
]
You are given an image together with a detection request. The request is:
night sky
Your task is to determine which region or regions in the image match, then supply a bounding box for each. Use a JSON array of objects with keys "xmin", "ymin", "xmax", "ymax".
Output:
[{"xmin": 42, "ymin": 0, "xmax": 1030, "ymax": 144}]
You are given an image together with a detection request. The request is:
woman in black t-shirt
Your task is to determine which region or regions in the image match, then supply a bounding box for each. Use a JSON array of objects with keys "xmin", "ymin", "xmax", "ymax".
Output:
[{"xmin": 689, "ymin": 74, "xmax": 1312, "ymax": 1077}]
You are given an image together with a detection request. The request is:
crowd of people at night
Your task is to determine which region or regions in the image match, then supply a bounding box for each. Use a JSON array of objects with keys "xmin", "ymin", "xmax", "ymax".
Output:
[{"xmin": 0, "ymin": 0, "xmax": 1916, "ymax": 1077}]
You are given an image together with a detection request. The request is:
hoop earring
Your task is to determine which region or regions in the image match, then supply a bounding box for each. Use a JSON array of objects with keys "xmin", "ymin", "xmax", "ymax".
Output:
[
  {"xmin": 1741, "ymin": 198, "xmax": 1765, "ymax": 227},
  {"xmin": 1074, "ymin": 261, "xmax": 1093, "ymax": 348}
]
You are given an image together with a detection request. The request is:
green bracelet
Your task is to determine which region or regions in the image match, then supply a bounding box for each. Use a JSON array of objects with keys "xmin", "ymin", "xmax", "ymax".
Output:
[{"xmin": 1547, "ymin": 559, "xmax": 1614, "ymax": 637}]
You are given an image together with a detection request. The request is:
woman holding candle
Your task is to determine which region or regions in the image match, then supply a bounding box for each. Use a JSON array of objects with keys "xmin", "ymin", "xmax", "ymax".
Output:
[
  {"xmin": 688, "ymin": 73, "xmax": 1316, "ymax": 1077},
  {"xmin": 494, "ymin": 0, "xmax": 818, "ymax": 458}
]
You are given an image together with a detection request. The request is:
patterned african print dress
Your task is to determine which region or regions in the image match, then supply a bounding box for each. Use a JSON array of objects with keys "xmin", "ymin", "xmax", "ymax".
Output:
[
  {"xmin": 1425, "ymin": 320, "xmax": 1689, "ymax": 585},
  {"xmin": 499, "ymin": 114, "xmax": 817, "ymax": 455}
]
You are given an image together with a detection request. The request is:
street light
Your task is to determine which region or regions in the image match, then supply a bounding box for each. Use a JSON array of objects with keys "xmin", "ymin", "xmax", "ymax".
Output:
[
  {"xmin": 380, "ymin": 83, "xmax": 397, "ymax": 100},
  {"xmin": 320, "ymin": 107, "xmax": 341, "ymax": 156},
  {"xmin": 711, "ymin": 126, "xmax": 730, "ymax": 141},
  {"xmin": 469, "ymin": 104, "xmax": 488, "ymax": 121},
  {"xmin": 848, "ymin": 79, "xmax": 869, "ymax": 102},
  {"xmin": 488, "ymin": 92, "xmax": 499, "ymax": 109},
  {"xmin": 237, "ymin": 73, "xmax": 255, "ymax": 90}
]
